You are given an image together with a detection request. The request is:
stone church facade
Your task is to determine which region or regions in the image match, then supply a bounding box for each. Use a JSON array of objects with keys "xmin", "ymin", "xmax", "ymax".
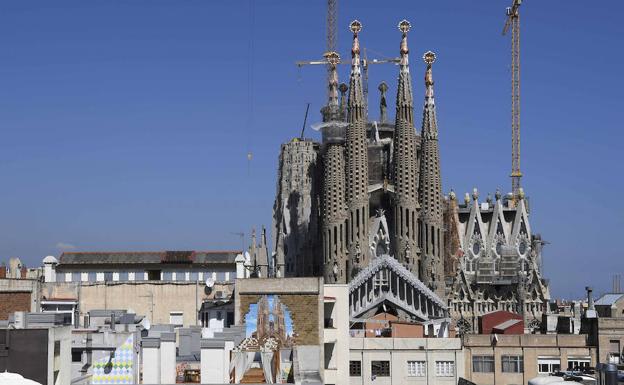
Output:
[{"xmin": 260, "ymin": 20, "xmax": 550, "ymax": 330}]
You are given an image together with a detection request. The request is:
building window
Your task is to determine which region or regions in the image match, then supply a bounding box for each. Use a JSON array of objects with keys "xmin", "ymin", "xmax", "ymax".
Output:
[
  {"xmin": 473, "ymin": 355, "xmax": 494, "ymax": 373},
  {"xmin": 349, "ymin": 361, "xmax": 361, "ymax": 377},
  {"xmin": 190, "ymin": 271, "xmax": 199, "ymax": 281},
  {"xmin": 609, "ymin": 340, "xmax": 621, "ymax": 364},
  {"xmin": 147, "ymin": 270, "xmax": 160, "ymax": 280},
  {"xmin": 163, "ymin": 271, "xmax": 173, "ymax": 281},
  {"xmin": 216, "ymin": 311, "xmax": 222, "ymax": 321},
  {"xmin": 226, "ymin": 311, "xmax": 234, "ymax": 327},
  {"xmin": 407, "ymin": 361, "xmax": 426, "ymax": 377},
  {"xmin": 169, "ymin": 311, "xmax": 183, "ymax": 327},
  {"xmin": 502, "ymin": 355, "xmax": 524, "ymax": 373},
  {"xmin": 87, "ymin": 272, "xmax": 96, "ymax": 282},
  {"xmin": 435, "ymin": 361, "xmax": 455, "ymax": 377},
  {"xmin": 216, "ymin": 271, "xmax": 226, "ymax": 282},
  {"xmin": 72, "ymin": 350, "xmax": 82, "ymax": 363},
  {"xmin": 118, "ymin": 271, "xmax": 128, "ymax": 281},
  {"xmin": 567, "ymin": 357, "xmax": 590, "ymax": 370},
  {"xmin": 103, "ymin": 272, "xmax": 113, "ymax": 282},
  {"xmin": 371, "ymin": 361, "xmax": 390, "ymax": 377},
  {"xmin": 538, "ymin": 357, "xmax": 560, "ymax": 374},
  {"xmin": 72, "ymin": 272, "xmax": 81, "ymax": 282}
]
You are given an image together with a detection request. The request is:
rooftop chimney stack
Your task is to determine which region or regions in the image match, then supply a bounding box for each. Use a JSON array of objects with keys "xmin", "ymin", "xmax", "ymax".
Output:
[{"xmin": 585, "ymin": 286, "xmax": 597, "ymax": 318}]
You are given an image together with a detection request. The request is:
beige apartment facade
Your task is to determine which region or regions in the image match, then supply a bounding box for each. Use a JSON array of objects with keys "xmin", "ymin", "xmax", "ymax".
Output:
[
  {"xmin": 462, "ymin": 334, "xmax": 597, "ymax": 385},
  {"xmin": 349, "ymin": 338, "xmax": 465, "ymax": 385}
]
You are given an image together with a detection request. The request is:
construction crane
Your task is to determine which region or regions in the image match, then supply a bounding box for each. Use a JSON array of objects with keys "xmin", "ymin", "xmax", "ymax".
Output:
[
  {"xmin": 296, "ymin": 0, "xmax": 399, "ymax": 112},
  {"xmin": 503, "ymin": 0, "xmax": 522, "ymax": 198},
  {"xmin": 296, "ymin": 55, "xmax": 400, "ymax": 111}
]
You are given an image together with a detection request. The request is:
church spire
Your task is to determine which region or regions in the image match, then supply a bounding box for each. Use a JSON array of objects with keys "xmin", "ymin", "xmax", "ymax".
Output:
[
  {"xmin": 419, "ymin": 50, "xmax": 444, "ymax": 298},
  {"xmin": 345, "ymin": 20, "xmax": 370, "ymax": 277},
  {"xmin": 322, "ymin": 51, "xmax": 341, "ymax": 122},
  {"xmin": 422, "ymin": 51, "xmax": 438, "ymax": 139},
  {"xmin": 392, "ymin": 20, "xmax": 420, "ymax": 275}
]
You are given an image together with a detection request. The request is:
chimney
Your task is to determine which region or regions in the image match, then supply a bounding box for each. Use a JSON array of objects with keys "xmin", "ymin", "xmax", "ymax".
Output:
[{"xmin": 585, "ymin": 286, "xmax": 597, "ymax": 318}]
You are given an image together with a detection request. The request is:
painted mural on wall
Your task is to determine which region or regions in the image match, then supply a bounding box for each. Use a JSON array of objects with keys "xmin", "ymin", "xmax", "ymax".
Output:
[
  {"xmin": 90, "ymin": 335, "xmax": 135, "ymax": 385},
  {"xmin": 244, "ymin": 295, "xmax": 294, "ymax": 347}
]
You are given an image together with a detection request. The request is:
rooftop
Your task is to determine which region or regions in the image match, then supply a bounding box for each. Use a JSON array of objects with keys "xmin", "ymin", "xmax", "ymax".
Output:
[
  {"xmin": 58, "ymin": 250, "xmax": 241, "ymax": 266},
  {"xmin": 595, "ymin": 293, "xmax": 624, "ymax": 306}
]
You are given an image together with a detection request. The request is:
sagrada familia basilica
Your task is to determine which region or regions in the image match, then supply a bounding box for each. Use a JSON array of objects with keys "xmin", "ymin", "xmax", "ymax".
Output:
[{"xmin": 251, "ymin": 20, "xmax": 550, "ymax": 333}]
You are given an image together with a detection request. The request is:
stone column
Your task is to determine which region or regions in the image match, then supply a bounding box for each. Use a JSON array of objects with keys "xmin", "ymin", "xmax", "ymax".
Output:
[
  {"xmin": 201, "ymin": 339, "xmax": 226, "ymax": 384},
  {"xmin": 235, "ymin": 254, "xmax": 246, "ymax": 279},
  {"xmin": 142, "ymin": 337, "xmax": 161, "ymax": 384},
  {"xmin": 160, "ymin": 332, "xmax": 176, "ymax": 384}
]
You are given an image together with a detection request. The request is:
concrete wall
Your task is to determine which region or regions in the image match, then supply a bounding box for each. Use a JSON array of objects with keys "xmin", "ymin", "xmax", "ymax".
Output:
[
  {"xmin": 463, "ymin": 334, "xmax": 596, "ymax": 385},
  {"xmin": 324, "ymin": 284, "xmax": 349, "ymax": 385},
  {"xmin": 48, "ymin": 326, "xmax": 72, "ymax": 385},
  {"xmin": 349, "ymin": 338, "xmax": 464, "ymax": 385},
  {"xmin": 0, "ymin": 278, "xmax": 41, "ymax": 317},
  {"xmin": 598, "ymin": 317, "xmax": 624, "ymax": 364},
  {"xmin": 43, "ymin": 281, "xmax": 233, "ymax": 327}
]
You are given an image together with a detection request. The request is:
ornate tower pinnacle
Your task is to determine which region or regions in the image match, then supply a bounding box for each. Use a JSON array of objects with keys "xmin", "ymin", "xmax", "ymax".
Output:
[
  {"xmin": 322, "ymin": 51, "xmax": 341, "ymax": 122},
  {"xmin": 345, "ymin": 20, "xmax": 370, "ymax": 278},
  {"xmin": 392, "ymin": 19, "xmax": 420, "ymax": 275},
  {"xmin": 419, "ymin": 50, "xmax": 444, "ymax": 297},
  {"xmin": 327, "ymin": 51, "xmax": 341, "ymax": 104},
  {"xmin": 423, "ymin": 50, "xmax": 436, "ymax": 103},
  {"xmin": 378, "ymin": 82, "xmax": 388, "ymax": 123}
]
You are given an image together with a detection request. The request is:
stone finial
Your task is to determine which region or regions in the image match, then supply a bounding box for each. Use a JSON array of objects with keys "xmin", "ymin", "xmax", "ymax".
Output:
[
  {"xmin": 449, "ymin": 189, "xmax": 456, "ymax": 201},
  {"xmin": 350, "ymin": 20, "xmax": 362, "ymax": 56},
  {"xmin": 350, "ymin": 19, "xmax": 362, "ymax": 34},
  {"xmin": 324, "ymin": 51, "xmax": 341, "ymax": 109},
  {"xmin": 517, "ymin": 187, "xmax": 525, "ymax": 199},
  {"xmin": 339, "ymin": 82, "xmax": 348, "ymax": 119},
  {"xmin": 423, "ymin": 51, "xmax": 436, "ymax": 98},
  {"xmin": 472, "ymin": 188, "xmax": 479, "ymax": 201},
  {"xmin": 398, "ymin": 19, "xmax": 411, "ymax": 34},
  {"xmin": 398, "ymin": 20, "xmax": 411, "ymax": 68},
  {"xmin": 378, "ymin": 81, "xmax": 388, "ymax": 123},
  {"xmin": 495, "ymin": 188, "xmax": 502, "ymax": 200},
  {"xmin": 464, "ymin": 192, "xmax": 470, "ymax": 205},
  {"xmin": 486, "ymin": 193, "xmax": 492, "ymax": 204}
]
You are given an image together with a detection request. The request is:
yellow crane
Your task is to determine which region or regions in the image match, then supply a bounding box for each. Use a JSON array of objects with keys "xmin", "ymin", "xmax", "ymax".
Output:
[{"xmin": 503, "ymin": 0, "xmax": 522, "ymax": 198}]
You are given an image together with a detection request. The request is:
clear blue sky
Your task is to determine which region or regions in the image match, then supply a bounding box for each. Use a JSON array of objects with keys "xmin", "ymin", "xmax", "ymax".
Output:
[{"xmin": 1, "ymin": 1, "xmax": 622, "ymax": 299}]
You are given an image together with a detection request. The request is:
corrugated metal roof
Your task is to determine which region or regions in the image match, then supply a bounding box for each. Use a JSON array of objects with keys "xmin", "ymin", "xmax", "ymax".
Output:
[
  {"xmin": 59, "ymin": 250, "xmax": 240, "ymax": 265},
  {"xmin": 595, "ymin": 293, "xmax": 624, "ymax": 306}
]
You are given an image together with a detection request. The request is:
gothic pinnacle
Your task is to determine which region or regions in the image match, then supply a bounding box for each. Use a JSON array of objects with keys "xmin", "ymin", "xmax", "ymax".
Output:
[
  {"xmin": 423, "ymin": 51, "xmax": 436, "ymax": 99},
  {"xmin": 398, "ymin": 20, "xmax": 411, "ymax": 68},
  {"xmin": 350, "ymin": 20, "xmax": 362, "ymax": 76},
  {"xmin": 324, "ymin": 51, "xmax": 340, "ymax": 109}
]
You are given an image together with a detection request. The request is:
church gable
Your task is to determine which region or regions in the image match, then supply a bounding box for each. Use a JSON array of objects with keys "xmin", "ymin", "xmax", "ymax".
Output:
[{"xmin": 349, "ymin": 255, "xmax": 447, "ymax": 322}]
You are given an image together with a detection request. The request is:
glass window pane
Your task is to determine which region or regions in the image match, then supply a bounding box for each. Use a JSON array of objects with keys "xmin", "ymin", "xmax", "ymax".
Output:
[
  {"xmin": 119, "ymin": 271, "xmax": 128, "ymax": 281},
  {"xmin": 163, "ymin": 271, "xmax": 173, "ymax": 281}
]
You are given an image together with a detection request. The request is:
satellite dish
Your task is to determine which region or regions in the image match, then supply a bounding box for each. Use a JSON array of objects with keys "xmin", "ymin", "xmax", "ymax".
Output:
[
  {"xmin": 205, "ymin": 277, "xmax": 215, "ymax": 288},
  {"xmin": 140, "ymin": 317, "xmax": 151, "ymax": 331}
]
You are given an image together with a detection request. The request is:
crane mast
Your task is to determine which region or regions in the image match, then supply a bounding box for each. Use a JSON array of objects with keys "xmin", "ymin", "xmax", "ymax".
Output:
[
  {"xmin": 326, "ymin": 0, "xmax": 337, "ymax": 101},
  {"xmin": 503, "ymin": 0, "xmax": 522, "ymax": 197}
]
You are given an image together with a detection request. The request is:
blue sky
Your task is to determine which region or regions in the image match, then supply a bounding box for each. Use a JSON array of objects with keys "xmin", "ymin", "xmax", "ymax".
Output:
[{"xmin": 0, "ymin": 1, "xmax": 622, "ymax": 299}]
